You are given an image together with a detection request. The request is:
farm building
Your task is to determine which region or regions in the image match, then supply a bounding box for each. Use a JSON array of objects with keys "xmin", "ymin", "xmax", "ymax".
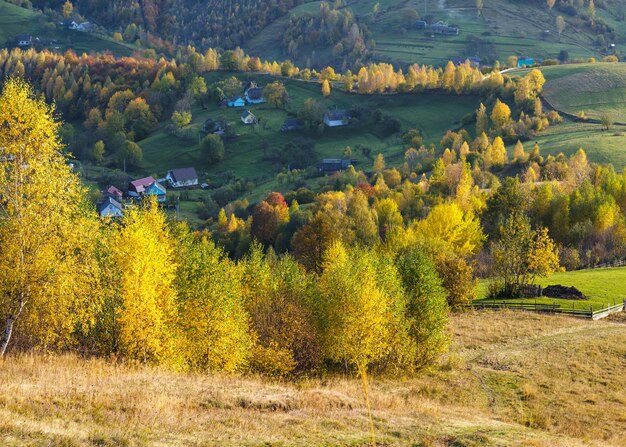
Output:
[
  {"xmin": 431, "ymin": 22, "xmax": 459, "ymax": 35},
  {"xmin": 316, "ymin": 159, "xmax": 355, "ymax": 174},
  {"xmin": 518, "ymin": 57, "xmax": 536, "ymax": 67},
  {"xmin": 241, "ymin": 110, "xmax": 257, "ymax": 125},
  {"xmin": 324, "ymin": 109, "xmax": 351, "ymax": 127},
  {"xmin": 226, "ymin": 97, "xmax": 245, "ymax": 107},
  {"xmin": 15, "ymin": 35, "xmax": 32, "ymax": 47},
  {"xmin": 451, "ymin": 56, "xmax": 481, "ymax": 68},
  {"xmin": 166, "ymin": 167, "xmax": 199, "ymax": 188},
  {"xmin": 128, "ymin": 177, "xmax": 167, "ymax": 202},
  {"xmin": 97, "ymin": 196, "xmax": 123, "ymax": 218},
  {"xmin": 245, "ymin": 87, "xmax": 265, "ymax": 104},
  {"xmin": 281, "ymin": 118, "xmax": 303, "ymax": 132}
]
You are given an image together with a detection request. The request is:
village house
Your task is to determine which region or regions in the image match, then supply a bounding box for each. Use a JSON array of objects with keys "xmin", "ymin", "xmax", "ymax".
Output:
[
  {"xmin": 517, "ymin": 57, "xmax": 536, "ymax": 67},
  {"xmin": 245, "ymin": 86, "xmax": 266, "ymax": 104},
  {"xmin": 323, "ymin": 109, "xmax": 351, "ymax": 127},
  {"xmin": 431, "ymin": 22, "xmax": 460, "ymax": 35},
  {"xmin": 15, "ymin": 35, "xmax": 32, "ymax": 47},
  {"xmin": 97, "ymin": 196, "xmax": 124, "ymax": 218},
  {"xmin": 166, "ymin": 167, "xmax": 199, "ymax": 188},
  {"xmin": 128, "ymin": 176, "xmax": 167, "ymax": 202},
  {"xmin": 316, "ymin": 159, "xmax": 355, "ymax": 174},
  {"xmin": 241, "ymin": 110, "xmax": 257, "ymax": 125}
]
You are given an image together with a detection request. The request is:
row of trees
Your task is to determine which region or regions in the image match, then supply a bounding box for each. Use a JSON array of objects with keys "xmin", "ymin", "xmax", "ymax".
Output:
[{"xmin": 0, "ymin": 79, "xmax": 449, "ymax": 381}]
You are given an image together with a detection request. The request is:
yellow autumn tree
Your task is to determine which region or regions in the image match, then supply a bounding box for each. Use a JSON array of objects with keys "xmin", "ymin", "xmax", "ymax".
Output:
[
  {"xmin": 318, "ymin": 241, "xmax": 409, "ymax": 446},
  {"xmin": 176, "ymin": 229, "xmax": 253, "ymax": 372},
  {"xmin": 490, "ymin": 136, "xmax": 508, "ymax": 168},
  {"xmin": 491, "ymin": 99, "xmax": 511, "ymax": 131},
  {"xmin": 410, "ymin": 202, "xmax": 485, "ymax": 258},
  {"xmin": 321, "ymin": 79, "xmax": 331, "ymax": 97},
  {"xmin": 110, "ymin": 201, "xmax": 179, "ymax": 365},
  {"xmin": 0, "ymin": 78, "xmax": 100, "ymax": 356}
]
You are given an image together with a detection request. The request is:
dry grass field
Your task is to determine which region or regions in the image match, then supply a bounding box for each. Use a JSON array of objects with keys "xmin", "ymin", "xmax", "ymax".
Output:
[{"xmin": 1, "ymin": 310, "xmax": 624, "ymax": 446}]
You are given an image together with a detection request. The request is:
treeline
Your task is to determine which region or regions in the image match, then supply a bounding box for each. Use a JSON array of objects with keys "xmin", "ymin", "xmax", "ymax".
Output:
[
  {"xmin": 0, "ymin": 79, "xmax": 450, "ymax": 378},
  {"xmin": 0, "ymin": 46, "xmax": 503, "ymax": 166}
]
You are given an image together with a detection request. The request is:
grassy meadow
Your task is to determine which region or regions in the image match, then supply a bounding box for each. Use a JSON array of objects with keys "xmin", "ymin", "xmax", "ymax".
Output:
[
  {"xmin": 1, "ymin": 310, "xmax": 624, "ymax": 446},
  {"xmin": 475, "ymin": 267, "xmax": 626, "ymax": 311},
  {"xmin": 536, "ymin": 63, "xmax": 626, "ymax": 122}
]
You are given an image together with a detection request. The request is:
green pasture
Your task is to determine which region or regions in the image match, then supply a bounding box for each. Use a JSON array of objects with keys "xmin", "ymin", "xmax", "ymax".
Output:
[{"xmin": 475, "ymin": 267, "xmax": 626, "ymax": 311}]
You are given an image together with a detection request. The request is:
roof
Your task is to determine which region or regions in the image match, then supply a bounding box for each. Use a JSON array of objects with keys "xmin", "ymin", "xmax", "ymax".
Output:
[
  {"xmin": 228, "ymin": 96, "xmax": 244, "ymax": 102},
  {"xmin": 246, "ymin": 87, "xmax": 264, "ymax": 100},
  {"xmin": 16, "ymin": 35, "xmax": 32, "ymax": 41},
  {"xmin": 169, "ymin": 167, "xmax": 198, "ymax": 183},
  {"xmin": 130, "ymin": 176, "xmax": 156, "ymax": 194},
  {"xmin": 324, "ymin": 109, "xmax": 350, "ymax": 121},
  {"xmin": 106, "ymin": 185, "xmax": 123, "ymax": 198},
  {"xmin": 241, "ymin": 110, "xmax": 255, "ymax": 119}
]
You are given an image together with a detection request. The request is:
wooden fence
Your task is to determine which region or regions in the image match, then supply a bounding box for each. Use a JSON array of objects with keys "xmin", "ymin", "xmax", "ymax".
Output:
[{"xmin": 472, "ymin": 300, "xmax": 626, "ymax": 320}]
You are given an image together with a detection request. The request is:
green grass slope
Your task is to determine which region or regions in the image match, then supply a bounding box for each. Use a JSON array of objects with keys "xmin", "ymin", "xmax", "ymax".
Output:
[
  {"xmin": 536, "ymin": 63, "xmax": 626, "ymax": 122},
  {"xmin": 137, "ymin": 72, "xmax": 479, "ymax": 197},
  {"xmin": 476, "ymin": 266, "xmax": 626, "ymax": 311},
  {"xmin": 245, "ymin": 0, "xmax": 607, "ymax": 68},
  {"xmin": 507, "ymin": 63, "xmax": 626, "ymax": 170},
  {"xmin": 369, "ymin": 0, "xmax": 599, "ymax": 65}
]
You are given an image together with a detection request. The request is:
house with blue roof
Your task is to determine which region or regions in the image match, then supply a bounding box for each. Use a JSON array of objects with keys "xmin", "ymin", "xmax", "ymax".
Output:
[
  {"xmin": 227, "ymin": 97, "xmax": 245, "ymax": 107},
  {"xmin": 518, "ymin": 57, "xmax": 536, "ymax": 67}
]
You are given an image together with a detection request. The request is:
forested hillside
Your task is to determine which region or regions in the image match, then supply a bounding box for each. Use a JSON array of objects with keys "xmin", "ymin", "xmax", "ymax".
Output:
[{"xmin": 21, "ymin": 0, "xmax": 626, "ymax": 68}]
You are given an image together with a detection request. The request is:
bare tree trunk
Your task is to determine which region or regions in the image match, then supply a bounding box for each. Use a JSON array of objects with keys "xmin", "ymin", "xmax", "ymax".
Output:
[{"xmin": 0, "ymin": 315, "xmax": 15, "ymax": 357}]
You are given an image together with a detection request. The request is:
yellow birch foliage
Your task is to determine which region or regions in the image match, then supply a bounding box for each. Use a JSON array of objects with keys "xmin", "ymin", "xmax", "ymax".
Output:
[
  {"xmin": 110, "ymin": 202, "xmax": 179, "ymax": 364},
  {"xmin": 0, "ymin": 78, "xmax": 99, "ymax": 354},
  {"xmin": 318, "ymin": 242, "xmax": 407, "ymax": 372},
  {"xmin": 176, "ymin": 230, "xmax": 253, "ymax": 372}
]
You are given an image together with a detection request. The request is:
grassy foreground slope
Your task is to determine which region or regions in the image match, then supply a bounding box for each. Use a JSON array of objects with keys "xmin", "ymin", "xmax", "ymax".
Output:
[{"xmin": 1, "ymin": 311, "xmax": 624, "ymax": 446}]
